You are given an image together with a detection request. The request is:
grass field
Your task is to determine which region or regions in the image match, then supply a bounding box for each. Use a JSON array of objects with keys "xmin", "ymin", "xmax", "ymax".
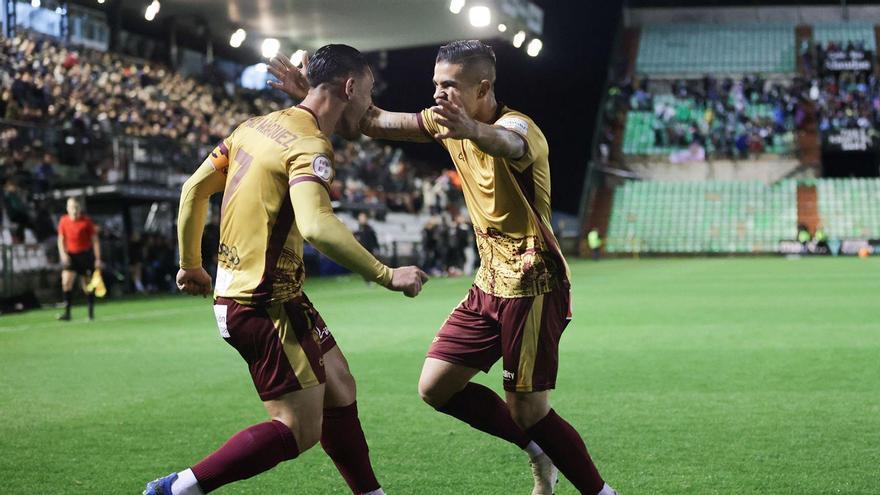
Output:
[{"xmin": 1, "ymin": 257, "xmax": 878, "ymax": 494}]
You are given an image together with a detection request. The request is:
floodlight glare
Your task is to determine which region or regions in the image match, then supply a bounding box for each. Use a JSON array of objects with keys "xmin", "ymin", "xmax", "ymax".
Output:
[
  {"xmin": 468, "ymin": 6, "xmax": 491, "ymax": 27},
  {"xmin": 291, "ymin": 50, "xmax": 307, "ymax": 66},
  {"xmin": 526, "ymin": 38, "xmax": 542, "ymax": 57},
  {"xmin": 230, "ymin": 29, "xmax": 246, "ymax": 48},
  {"xmin": 261, "ymin": 38, "xmax": 281, "ymax": 59}
]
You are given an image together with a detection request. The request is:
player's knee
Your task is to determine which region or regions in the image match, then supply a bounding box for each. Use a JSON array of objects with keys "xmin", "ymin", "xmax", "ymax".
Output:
[
  {"xmin": 277, "ymin": 416, "xmax": 322, "ymax": 451},
  {"xmin": 417, "ymin": 377, "xmax": 448, "ymax": 409},
  {"xmin": 507, "ymin": 394, "xmax": 550, "ymax": 429}
]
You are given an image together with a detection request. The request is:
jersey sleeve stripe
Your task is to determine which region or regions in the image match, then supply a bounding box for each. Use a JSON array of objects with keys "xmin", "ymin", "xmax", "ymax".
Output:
[{"xmin": 289, "ymin": 175, "xmax": 331, "ymax": 195}]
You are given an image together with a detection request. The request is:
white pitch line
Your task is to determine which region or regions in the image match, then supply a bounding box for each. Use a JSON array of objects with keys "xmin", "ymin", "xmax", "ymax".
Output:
[{"xmin": 0, "ymin": 306, "xmax": 209, "ymax": 334}]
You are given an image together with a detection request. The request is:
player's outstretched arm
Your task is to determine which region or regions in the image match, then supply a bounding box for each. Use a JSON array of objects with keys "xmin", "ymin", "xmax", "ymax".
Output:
[
  {"xmin": 290, "ymin": 180, "xmax": 428, "ymax": 297},
  {"xmin": 430, "ymin": 93, "xmax": 525, "ymax": 159},
  {"xmin": 176, "ymin": 159, "xmax": 226, "ymax": 296},
  {"xmin": 359, "ymin": 105, "xmax": 433, "ymax": 143}
]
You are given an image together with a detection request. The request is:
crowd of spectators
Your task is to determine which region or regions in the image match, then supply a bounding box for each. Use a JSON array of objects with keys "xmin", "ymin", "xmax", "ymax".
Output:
[
  {"xmin": 1, "ymin": 30, "xmax": 477, "ymax": 292},
  {"xmin": 801, "ymin": 40, "xmax": 880, "ymax": 134},
  {"xmin": 602, "ymin": 74, "xmax": 803, "ymax": 162},
  {"xmin": 1, "ymin": 32, "xmax": 286, "ymax": 144}
]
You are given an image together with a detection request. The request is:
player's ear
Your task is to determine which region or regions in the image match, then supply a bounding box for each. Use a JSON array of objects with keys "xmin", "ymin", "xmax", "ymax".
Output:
[
  {"xmin": 343, "ymin": 77, "xmax": 356, "ymax": 101},
  {"xmin": 478, "ymin": 80, "xmax": 491, "ymax": 98}
]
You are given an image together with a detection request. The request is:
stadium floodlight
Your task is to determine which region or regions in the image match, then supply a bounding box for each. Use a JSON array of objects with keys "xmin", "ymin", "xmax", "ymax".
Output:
[
  {"xmin": 291, "ymin": 49, "xmax": 306, "ymax": 66},
  {"xmin": 30, "ymin": 0, "xmax": 39, "ymax": 8},
  {"xmin": 261, "ymin": 38, "xmax": 281, "ymax": 59},
  {"xmin": 512, "ymin": 30, "xmax": 526, "ymax": 48},
  {"xmin": 229, "ymin": 29, "xmax": 246, "ymax": 48},
  {"xmin": 497, "ymin": 23, "xmax": 507, "ymax": 32},
  {"xmin": 526, "ymin": 38, "xmax": 542, "ymax": 57},
  {"xmin": 97, "ymin": 0, "xmax": 105, "ymax": 4},
  {"xmin": 468, "ymin": 6, "xmax": 491, "ymax": 27},
  {"xmin": 449, "ymin": 0, "xmax": 465, "ymax": 14},
  {"xmin": 144, "ymin": 1, "xmax": 160, "ymax": 21}
]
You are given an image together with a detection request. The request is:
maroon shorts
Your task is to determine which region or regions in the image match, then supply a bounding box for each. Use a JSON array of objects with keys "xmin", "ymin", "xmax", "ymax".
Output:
[
  {"xmin": 427, "ymin": 284, "xmax": 571, "ymax": 392},
  {"xmin": 214, "ymin": 293, "xmax": 337, "ymax": 401}
]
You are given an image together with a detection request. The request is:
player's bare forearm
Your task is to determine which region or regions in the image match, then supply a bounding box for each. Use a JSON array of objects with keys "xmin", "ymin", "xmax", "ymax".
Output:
[
  {"xmin": 178, "ymin": 160, "xmax": 226, "ymax": 269},
  {"xmin": 359, "ymin": 106, "xmax": 432, "ymax": 143},
  {"xmin": 290, "ymin": 181, "xmax": 393, "ymax": 286},
  {"xmin": 57, "ymin": 235, "xmax": 66, "ymax": 260},
  {"xmin": 472, "ymin": 124, "xmax": 526, "ymax": 159},
  {"xmin": 92, "ymin": 236, "xmax": 101, "ymax": 263}
]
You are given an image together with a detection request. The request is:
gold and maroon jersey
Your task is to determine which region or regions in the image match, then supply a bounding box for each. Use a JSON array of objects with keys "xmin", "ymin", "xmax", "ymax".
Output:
[
  {"xmin": 418, "ymin": 105, "xmax": 569, "ymax": 298},
  {"xmin": 209, "ymin": 105, "xmax": 336, "ymax": 305}
]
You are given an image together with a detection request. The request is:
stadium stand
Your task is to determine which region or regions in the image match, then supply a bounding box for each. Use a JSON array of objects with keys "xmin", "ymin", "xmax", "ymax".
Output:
[
  {"xmin": 635, "ymin": 24, "xmax": 796, "ymax": 75},
  {"xmin": 816, "ymin": 178, "xmax": 880, "ymax": 239},
  {"xmin": 605, "ymin": 180, "xmax": 798, "ymax": 254},
  {"xmin": 813, "ymin": 23, "xmax": 876, "ymax": 52}
]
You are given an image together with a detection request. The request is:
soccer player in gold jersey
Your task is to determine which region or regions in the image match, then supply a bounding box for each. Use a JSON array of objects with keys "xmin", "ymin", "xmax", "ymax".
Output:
[
  {"xmin": 272, "ymin": 40, "xmax": 616, "ymax": 495},
  {"xmin": 144, "ymin": 44, "xmax": 427, "ymax": 495}
]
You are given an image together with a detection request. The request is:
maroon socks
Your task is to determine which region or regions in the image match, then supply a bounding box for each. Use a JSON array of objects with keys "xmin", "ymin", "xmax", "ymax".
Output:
[
  {"xmin": 321, "ymin": 402, "xmax": 381, "ymax": 494},
  {"xmin": 191, "ymin": 420, "xmax": 299, "ymax": 493},
  {"xmin": 526, "ymin": 409, "xmax": 605, "ymax": 495},
  {"xmin": 437, "ymin": 382, "xmax": 531, "ymax": 449}
]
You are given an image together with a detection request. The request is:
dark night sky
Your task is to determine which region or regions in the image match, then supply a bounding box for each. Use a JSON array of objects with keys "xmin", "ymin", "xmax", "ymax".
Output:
[{"xmin": 372, "ymin": 1, "xmax": 625, "ymax": 215}]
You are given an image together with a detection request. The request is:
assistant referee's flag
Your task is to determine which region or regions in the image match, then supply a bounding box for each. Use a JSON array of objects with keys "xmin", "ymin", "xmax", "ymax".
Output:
[{"xmin": 87, "ymin": 270, "xmax": 107, "ymax": 298}]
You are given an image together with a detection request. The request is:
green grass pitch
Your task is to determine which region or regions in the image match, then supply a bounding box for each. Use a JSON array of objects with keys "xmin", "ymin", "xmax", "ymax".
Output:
[{"xmin": 1, "ymin": 257, "xmax": 878, "ymax": 494}]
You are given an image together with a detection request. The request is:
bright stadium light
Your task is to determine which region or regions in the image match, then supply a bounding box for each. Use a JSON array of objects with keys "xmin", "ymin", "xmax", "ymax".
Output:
[
  {"xmin": 291, "ymin": 49, "xmax": 306, "ymax": 66},
  {"xmin": 255, "ymin": 63, "xmax": 268, "ymax": 73},
  {"xmin": 97, "ymin": 0, "xmax": 105, "ymax": 4},
  {"xmin": 261, "ymin": 38, "xmax": 280, "ymax": 59},
  {"xmin": 526, "ymin": 38, "xmax": 542, "ymax": 57},
  {"xmin": 468, "ymin": 6, "xmax": 491, "ymax": 27},
  {"xmin": 512, "ymin": 30, "xmax": 526, "ymax": 48},
  {"xmin": 449, "ymin": 0, "xmax": 465, "ymax": 14},
  {"xmin": 497, "ymin": 23, "xmax": 507, "ymax": 32},
  {"xmin": 30, "ymin": 0, "xmax": 40, "ymax": 7},
  {"xmin": 144, "ymin": 1, "xmax": 160, "ymax": 21},
  {"xmin": 229, "ymin": 28, "xmax": 246, "ymax": 48}
]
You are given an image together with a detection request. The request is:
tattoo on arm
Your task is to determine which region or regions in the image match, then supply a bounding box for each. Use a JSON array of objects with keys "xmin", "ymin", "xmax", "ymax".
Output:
[{"xmin": 362, "ymin": 107, "xmax": 432, "ymax": 143}]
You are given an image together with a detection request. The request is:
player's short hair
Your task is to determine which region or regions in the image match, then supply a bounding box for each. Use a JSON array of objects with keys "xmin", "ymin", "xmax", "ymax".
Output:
[
  {"xmin": 307, "ymin": 44, "xmax": 370, "ymax": 88},
  {"xmin": 435, "ymin": 40, "xmax": 496, "ymax": 84}
]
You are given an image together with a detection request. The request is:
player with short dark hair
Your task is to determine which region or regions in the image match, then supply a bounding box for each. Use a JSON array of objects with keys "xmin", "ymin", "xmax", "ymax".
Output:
[
  {"xmin": 144, "ymin": 44, "xmax": 427, "ymax": 495},
  {"xmin": 272, "ymin": 38, "xmax": 616, "ymax": 495},
  {"xmin": 56, "ymin": 197, "xmax": 101, "ymax": 321}
]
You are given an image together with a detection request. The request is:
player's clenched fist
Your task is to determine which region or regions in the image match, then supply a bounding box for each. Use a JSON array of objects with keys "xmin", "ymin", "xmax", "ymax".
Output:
[
  {"xmin": 388, "ymin": 266, "xmax": 429, "ymax": 298},
  {"xmin": 176, "ymin": 267, "xmax": 213, "ymax": 297}
]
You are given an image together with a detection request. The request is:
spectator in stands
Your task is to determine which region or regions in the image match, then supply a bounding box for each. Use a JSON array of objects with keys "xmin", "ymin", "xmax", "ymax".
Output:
[
  {"xmin": 447, "ymin": 215, "xmax": 473, "ymax": 276},
  {"xmin": 128, "ymin": 231, "xmax": 146, "ymax": 293},
  {"xmin": 56, "ymin": 197, "xmax": 101, "ymax": 321},
  {"xmin": 354, "ymin": 212, "xmax": 380, "ymax": 259},
  {"xmin": 587, "ymin": 228, "xmax": 603, "ymax": 261}
]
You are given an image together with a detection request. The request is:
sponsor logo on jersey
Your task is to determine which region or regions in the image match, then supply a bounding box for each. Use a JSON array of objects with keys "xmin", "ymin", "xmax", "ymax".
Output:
[
  {"xmin": 312, "ymin": 154, "xmax": 333, "ymax": 182},
  {"xmin": 502, "ymin": 369, "xmax": 515, "ymax": 381},
  {"xmin": 496, "ymin": 116, "xmax": 529, "ymax": 136}
]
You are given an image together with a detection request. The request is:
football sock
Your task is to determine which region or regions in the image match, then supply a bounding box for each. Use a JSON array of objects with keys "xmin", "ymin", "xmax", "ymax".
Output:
[
  {"xmin": 525, "ymin": 409, "xmax": 604, "ymax": 495},
  {"xmin": 437, "ymin": 382, "xmax": 531, "ymax": 449},
  {"xmin": 321, "ymin": 402, "xmax": 381, "ymax": 494},
  {"xmin": 170, "ymin": 469, "xmax": 203, "ymax": 495},
  {"xmin": 524, "ymin": 440, "xmax": 545, "ymax": 459},
  {"xmin": 63, "ymin": 290, "xmax": 72, "ymax": 317},
  {"xmin": 87, "ymin": 291, "xmax": 95, "ymax": 319},
  {"xmin": 190, "ymin": 420, "xmax": 299, "ymax": 493}
]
